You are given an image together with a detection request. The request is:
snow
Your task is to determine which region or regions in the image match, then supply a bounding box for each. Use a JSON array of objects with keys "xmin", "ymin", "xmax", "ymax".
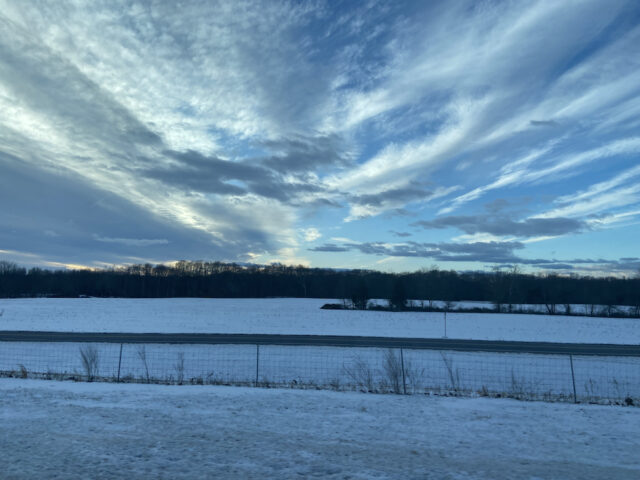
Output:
[
  {"xmin": 1, "ymin": 378, "xmax": 638, "ymax": 479},
  {"xmin": 1, "ymin": 298, "xmax": 639, "ymax": 403},
  {"xmin": 1, "ymin": 297, "xmax": 639, "ymax": 344},
  {"xmin": 3, "ymin": 342, "xmax": 639, "ymax": 402}
]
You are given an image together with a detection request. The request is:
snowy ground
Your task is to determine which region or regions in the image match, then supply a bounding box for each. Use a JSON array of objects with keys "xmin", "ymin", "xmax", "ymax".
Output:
[
  {"xmin": 1, "ymin": 297, "xmax": 639, "ymax": 344},
  {"xmin": 1, "ymin": 298, "xmax": 639, "ymax": 403},
  {"xmin": 1, "ymin": 378, "xmax": 638, "ymax": 479},
  {"xmin": 3, "ymin": 342, "xmax": 639, "ymax": 403}
]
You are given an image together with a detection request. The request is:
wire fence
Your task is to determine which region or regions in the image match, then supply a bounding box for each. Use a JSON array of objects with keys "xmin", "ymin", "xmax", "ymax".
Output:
[{"xmin": 1, "ymin": 339, "xmax": 639, "ymax": 405}]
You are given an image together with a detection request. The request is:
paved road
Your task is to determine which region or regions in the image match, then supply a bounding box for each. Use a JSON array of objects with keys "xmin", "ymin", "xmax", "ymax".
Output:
[{"xmin": 1, "ymin": 331, "xmax": 638, "ymax": 356}]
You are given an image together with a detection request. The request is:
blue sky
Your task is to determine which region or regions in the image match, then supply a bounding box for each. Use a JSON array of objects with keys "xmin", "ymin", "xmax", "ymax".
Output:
[{"xmin": 1, "ymin": 0, "xmax": 639, "ymax": 275}]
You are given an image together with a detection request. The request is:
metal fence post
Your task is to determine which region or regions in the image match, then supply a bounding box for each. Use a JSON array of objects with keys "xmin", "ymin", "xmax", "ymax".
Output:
[
  {"xmin": 400, "ymin": 348, "xmax": 407, "ymax": 395},
  {"xmin": 443, "ymin": 311, "xmax": 447, "ymax": 338},
  {"xmin": 116, "ymin": 343, "xmax": 123, "ymax": 383},
  {"xmin": 569, "ymin": 354, "xmax": 577, "ymax": 403},
  {"xmin": 255, "ymin": 344, "xmax": 260, "ymax": 387}
]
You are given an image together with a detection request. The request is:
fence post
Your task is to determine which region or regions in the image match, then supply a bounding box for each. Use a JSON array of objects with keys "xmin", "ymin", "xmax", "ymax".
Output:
[
  {"xmin": 116, "ymin": 343, "xmax": 123, "ymax": 383},
  {"xmin": 400, "ymin": 348, "xmax": 407, "ymax": 395},
  {"xmin": 255, "ymin": 344, "xmax": 260, "ymax": 387},
  {"xmin": 569, "ymin": 354, "xmax": 577, "ymax": 403},
  {"xmin": 443, "ymin": 311, "xmax": 447, "ymax": 338}
]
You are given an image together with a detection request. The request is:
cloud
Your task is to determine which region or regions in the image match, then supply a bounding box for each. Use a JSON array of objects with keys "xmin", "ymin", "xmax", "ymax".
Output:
[
  {"xmin": 351, "ymin": 184, "xmax": 431, "ymax": 208},
  {"xmin": 310, "ymin": 239, "xmax": 527, "ymax": 264},
  {"xmin": 413, "ymin": 215, "xmax": 587, "ymax": 238},
  {"xmin": 142, "ymin": 150, "xmax": 260, "ymax": 196},
  {"xmin": 308, "ymin": 243, "xmax": 351, "ymax": 253},
  {"xmin": 301, "ymin": 228, "xmax": 322, "ymax": 242},
  {"xmin": 261, "ymin": 134, "xmax": 352, "ymax": 173},
  {"xmin": 332, "ymin": 240, "xmax": 526, "ymax": 264},
  {"xmin": 0, "ymin": 150, "xmax": 279, "ymax": 266},
  {"xmin": 441, "ymin": 137, "xmax": 640, "ymax": 215},
  {"xmin": 483, "ymin": 198, "xmax": 524, "ymax": 214},
  {"xmin": 438, "ymin": 145, "xmax": 555, "ymax": 214},
  {"xmin": 534, "ymin": 263, "xmax": 575, "ymax": 270},
  {"xmin": 1, "ymin": 1, "xmax": 640, "ymax": 273},
  {"xmin": 344, "ymin": 183, "xmax": 432, "ymax": 220},
  {"xmin": 328, "ymin": 1, "xmax": 638, "ymax": 202},
  {"xmin": 10, "ymin": 1, "xmax": 336, "ymax": 144},
  {"xmin": 535, "ymin": 164, "xmax": 640, "ymax": 221},
  {"xmin": 141, "ymin": 147, "xmax": 340, "ymax": 208},
  {"xmin": 0, "ymin": 1, "xmax": 335, "ymax": 266},
  {"xmin": 93, "ymin": 235, "xmax": 169, "ymax": 247},
  {"xmin": 346, "ymin": 183, "xmax": 459, "ymax": 220},
  {"xmin": 332, "ymin": 96, "xmax": 488, "ymax": 198},
  {"xmin": 308, "ymin": 238, "xmax": 640, "ymax": 275},
  {"xmin": 529, "ymin": 119, "xmax": 559, "ymax": 127}
]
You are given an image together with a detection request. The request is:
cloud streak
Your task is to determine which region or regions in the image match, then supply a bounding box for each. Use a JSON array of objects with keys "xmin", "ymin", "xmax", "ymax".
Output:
[
  {"xmin": 93, "ymin": 236, "xmax": 169, "ymax": 247},
  {"xmin": 413, "ymin": 216, "xmax": 587, "ymax": 238}
]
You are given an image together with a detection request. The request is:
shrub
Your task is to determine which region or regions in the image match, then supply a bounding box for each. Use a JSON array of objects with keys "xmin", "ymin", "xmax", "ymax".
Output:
[
  {"xmin": 383, "ymin": 349, "xmax": 403, "ymax": 394},
  {"xmin": 343, "ymin": 357, "xmax": 375, "ymax": 392},
  {"xmin": 79, "ymin": 345, "xmax": 99, "ymax": 382}
]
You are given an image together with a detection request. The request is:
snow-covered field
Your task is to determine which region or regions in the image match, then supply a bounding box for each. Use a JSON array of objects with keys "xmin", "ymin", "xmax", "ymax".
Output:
[
  {"xmin": 1, "ymin": 297, "xmax": 639, "ymax": 344},
  {"xmin": 1, "ymin": 298, "xmax": 639, "ymax": 403},
  {"xmin": 2, "ymin": 299, "xmax": 638, "ymax": 477},
  {"xmin": 1, "ymin": 378, "xmax": 638, "ymax": 479}
]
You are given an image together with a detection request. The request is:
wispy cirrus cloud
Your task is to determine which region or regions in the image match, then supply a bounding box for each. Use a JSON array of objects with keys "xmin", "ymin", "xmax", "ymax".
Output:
[
  {"xmin": 534, "ymin": 164, "xmax": 640, "ymax": 223},
  {"xmin": 328, "ymin": 1, "xmax": 640, "ymax": 208},
  {"xmin": 440, "ymin": 138, "xmax": 640, "ymax": 215}
]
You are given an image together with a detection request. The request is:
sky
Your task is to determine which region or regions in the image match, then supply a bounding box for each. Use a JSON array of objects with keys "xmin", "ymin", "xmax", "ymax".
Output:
[{"xmin": 1, "ymin": 0, "xmax": 639, "ymax": 275}]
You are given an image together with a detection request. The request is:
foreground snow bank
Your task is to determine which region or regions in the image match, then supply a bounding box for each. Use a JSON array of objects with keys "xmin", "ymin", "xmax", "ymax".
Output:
[
  {"xmin": 1, "ymin": 297, "xmax": 639, "ymax": 344},
  {"xmin": 1, "ymin": 379, "xmax": 638, "ymax": 479}
]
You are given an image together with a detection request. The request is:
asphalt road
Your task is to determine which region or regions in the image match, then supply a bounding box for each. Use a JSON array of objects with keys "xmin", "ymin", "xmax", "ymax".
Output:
[{"xmin": 1, "ymin": 331, "xmax": 638, "ymax": 356}]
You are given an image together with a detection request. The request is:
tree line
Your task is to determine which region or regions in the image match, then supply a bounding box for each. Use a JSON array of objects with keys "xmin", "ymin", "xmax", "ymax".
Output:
[{"xmin": 0, "ymin": 260, "xmax": 639, "ymax": 315}]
